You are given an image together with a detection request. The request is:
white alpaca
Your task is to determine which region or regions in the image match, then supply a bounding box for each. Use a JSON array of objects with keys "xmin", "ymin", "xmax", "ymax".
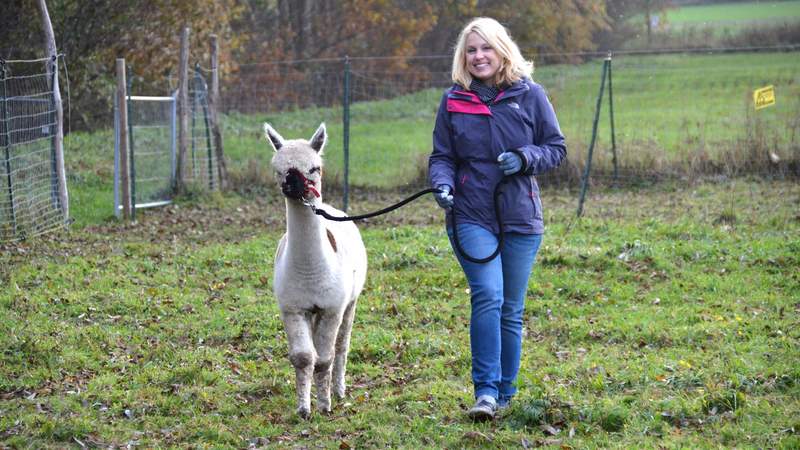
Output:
[{"xmin": 266, "ymin": 122, "xmax": 367, "ymax": 419}]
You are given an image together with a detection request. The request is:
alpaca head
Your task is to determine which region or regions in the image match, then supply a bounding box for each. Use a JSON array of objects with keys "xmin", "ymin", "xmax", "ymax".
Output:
[{"xmin": 265, "ymin": 123, "xmax": 326, "ymax": 201}]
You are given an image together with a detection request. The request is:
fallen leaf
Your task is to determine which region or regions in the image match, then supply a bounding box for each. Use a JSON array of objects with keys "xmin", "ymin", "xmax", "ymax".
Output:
[
  {"xmin": 540, "ymin": 424, "xmax": 560, "ymax": 436},
  {"xmin": 463, "ymin": 431, "xmax": 492, "ymax": 442}
]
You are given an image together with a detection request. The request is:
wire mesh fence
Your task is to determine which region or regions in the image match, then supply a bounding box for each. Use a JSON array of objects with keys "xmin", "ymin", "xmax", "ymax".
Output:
[
  {"xmin": 114, "ymin": 65, "xmax": 218, "ymax": 217},
  {"xmin": 0, "ymin": 57, "xmax": 67, "ymax": 242},
  {"xmin": 537, "ymin": 50, "xmax": 800, "ymax": 187},
  {"xmin": 219, "ymin": 60, "xmax": 347, "ymax": 198},
  {"xmin": 219, "ymin": 48, "xmax": 799, "ymax": 212},
  {"xmin": 115, "ymin": 93, "xmax": 176, "ymax": 216},
  {"xmin": 187, "ymin": 66, "xmax": 218, "ymax": 190}
]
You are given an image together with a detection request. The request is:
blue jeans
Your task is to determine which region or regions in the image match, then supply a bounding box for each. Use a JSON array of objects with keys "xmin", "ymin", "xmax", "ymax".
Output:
[{"xmin": 447, "ymin": 223, "xmax": 542, "ymax": 403}]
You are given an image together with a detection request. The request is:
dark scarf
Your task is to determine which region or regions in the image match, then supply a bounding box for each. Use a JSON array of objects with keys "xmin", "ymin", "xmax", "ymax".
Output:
[{"xmin": 469, "ymin": 79, "xmax": 501, "ymax": 105}]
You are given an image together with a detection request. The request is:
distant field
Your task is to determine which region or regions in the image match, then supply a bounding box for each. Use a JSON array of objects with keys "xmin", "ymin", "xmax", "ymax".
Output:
[
  {"xmin": 62, "ymin": 51, "xmax": 798, "ymax": 227},
  {"xmin": 220, "ymin": 51, "xmax": 799, "ymax": 188},
  {"xmin": 665, "ymin": 1, "xmax": 800, "ymax": 28}
]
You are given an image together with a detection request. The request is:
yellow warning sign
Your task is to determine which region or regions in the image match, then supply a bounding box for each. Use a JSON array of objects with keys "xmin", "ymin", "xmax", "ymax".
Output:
[{"xmin": 753, "ymin": 85, "xmax": 775, "ymax": 110}]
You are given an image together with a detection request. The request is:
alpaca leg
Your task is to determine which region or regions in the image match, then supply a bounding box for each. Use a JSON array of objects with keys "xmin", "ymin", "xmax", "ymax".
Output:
[
  {"xmin": 282, "ymin": 311, "xmax": 315, "ymax": 419},
  {"xmin": 333, "ymin": 300, "xmax": 357, "ymax": 400},
  {"xmin": 311, "ymin": 310, "xmax": 343, "ymax": 414}
]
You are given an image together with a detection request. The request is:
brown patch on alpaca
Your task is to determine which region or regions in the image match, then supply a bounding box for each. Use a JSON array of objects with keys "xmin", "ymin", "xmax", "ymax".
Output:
[{"xmin": 326, "ymin": 228, "xmax": 338, "ymax": 253}]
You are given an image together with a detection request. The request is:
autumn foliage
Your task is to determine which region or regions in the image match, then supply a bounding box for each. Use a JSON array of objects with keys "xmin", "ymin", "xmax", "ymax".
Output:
[{"xmin": 0, "ymin": 0, "xmax": 623, "ymax": 129}]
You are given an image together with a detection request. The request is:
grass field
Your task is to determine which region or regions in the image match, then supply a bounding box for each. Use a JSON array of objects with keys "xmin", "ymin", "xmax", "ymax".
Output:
[
  {"xmin": 56, "ymin": 50, "xmax": 799, "ymax": 232},
  {"xmin": 665, "ymin": 1, "xmax": 800, "ymax": 29},
  {"xmin": 219, "ymin": 51, "xmax": 799, "ymax": 189},
  {"xmin": 4, "ymin": 28, "xmax": 799, "ymax": 447},
  {"xmin": 1, "ymin": 178, "xmax": 798, "ymax": 448}
]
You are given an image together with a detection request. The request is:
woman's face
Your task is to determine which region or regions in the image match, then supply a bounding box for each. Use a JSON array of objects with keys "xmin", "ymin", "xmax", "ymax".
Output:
[{"xmin": 465, "ymin": 32, "xmax": 500, "ymax": 83}]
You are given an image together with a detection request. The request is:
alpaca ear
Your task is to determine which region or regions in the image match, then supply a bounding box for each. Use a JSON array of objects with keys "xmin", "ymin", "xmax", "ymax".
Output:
[
  {"xmin": 264, "ymin": 123, "xmax": 285, "ymax": 152},
  {"xmin": 309, "ymin": 122, "xmax": 327, "ymax": 153}
]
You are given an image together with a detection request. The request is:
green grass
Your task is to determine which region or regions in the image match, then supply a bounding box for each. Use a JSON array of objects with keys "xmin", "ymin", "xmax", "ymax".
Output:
[
  {"xmin": 56, "ymin": 50, "xmax": 799, "ymax": 230},
  {"xmin": 3, "ymin": 13, "xmax": 798, "ymax": 447},
  {"xmin": 538, "ymin": 52, "xmax": 800, "ymax": 163},
  {"xmin": 41, "ymin": 49, "xmax": 797, "ymax": 235},
  {"xmin": 665, "ymin": 1, "xmax": 800, "ymax": 29},
  {"xmin": 1, "ymin": 178, "xmax": 798, "ymax": 448},
  {"xmin": 218, "ymin": 51, "xmax": 799, "ymax": 189},
  {"xmin": 624, "ymin": 1, "xmax": 800, "ymax": 49}
]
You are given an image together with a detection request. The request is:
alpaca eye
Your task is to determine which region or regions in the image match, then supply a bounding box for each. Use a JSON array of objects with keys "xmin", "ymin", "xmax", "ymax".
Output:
[{"xmin": 309, "ymin": 167, "xmax": 321, "ymax": 174}]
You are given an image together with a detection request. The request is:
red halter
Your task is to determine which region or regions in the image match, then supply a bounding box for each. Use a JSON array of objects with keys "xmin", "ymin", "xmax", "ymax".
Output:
[
  {"xmin": 304, "ymin": 177, "xmax": 320, "ymax": 198},
  {"xmin": 287, "ymin": 168, "xmax": 320, "ymax": 198}
]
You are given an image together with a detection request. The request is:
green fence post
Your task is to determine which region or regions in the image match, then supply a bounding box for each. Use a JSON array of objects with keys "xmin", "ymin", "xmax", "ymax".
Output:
[
  {"xmin": 607, "ymin": 53, "xmax": 619, "ymax": 185},
  {"xmin": 577, "ymin": 58, "xmax": 609, "ymax": 218},
  {"xmin": 342, "ymin": 56, "xmax": 350, "ymax": 212},
  {"xmin": 0, "ymin": 60, "xmax": 16, "ymax": 235}
]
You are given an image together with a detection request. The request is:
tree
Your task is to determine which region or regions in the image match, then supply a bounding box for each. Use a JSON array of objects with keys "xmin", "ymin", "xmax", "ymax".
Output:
[
  {"xmin": 235, "ymin": 0, "xmax": 436, "ymax": 63},
  {"xmin": 0, "ymin": 0, "xmax": 243, "ymax": 130},
  {"xmin": 484, "ymin": 0, "xmax": 610, "ymax": 61},
  {"xmin": 417, "ymin": 0, "xmax": 610, "ymax": 64},
  {"xmin": 603, "ymin": 0, "xmax": 672, "ymax": 47},
  {"xmin": 1, "ymin": 1, "xmax": 616, "ymax": 129}
]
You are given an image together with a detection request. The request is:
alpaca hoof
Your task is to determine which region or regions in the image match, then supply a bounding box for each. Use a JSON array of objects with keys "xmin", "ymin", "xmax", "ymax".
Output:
[
  {"xmin": 334, "ymin": 387, "xmax": 346, "ymax": 400},
  {"xmin": 317, "ymin": 400, "xmax": 332, "ymax": 414},
  {"xmin": 297, "ymin": 406, "xmax": 311, "ymax": 420}
]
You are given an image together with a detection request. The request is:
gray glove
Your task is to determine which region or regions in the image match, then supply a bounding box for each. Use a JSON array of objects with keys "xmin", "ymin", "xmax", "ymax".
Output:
[
  {"xmin": 434, "ymin": 185, "xmax": 453, "ymax": 211},
  {"xmin": 497, "ymin": 151, "xmax": 523, "ymax": 175}
]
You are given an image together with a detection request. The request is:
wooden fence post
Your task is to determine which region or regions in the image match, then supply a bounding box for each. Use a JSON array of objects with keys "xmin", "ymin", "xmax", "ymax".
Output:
[
  {"xmin": 116, "ymin": 59, "xmax": 131, "ymax": 220},
  {"xmin": 176, "ymin": 27, "xmax": 190, "ymax": 192},
  {"xmin": 36, "ymin": 0, "xmax": 68, "ymax": 221}
]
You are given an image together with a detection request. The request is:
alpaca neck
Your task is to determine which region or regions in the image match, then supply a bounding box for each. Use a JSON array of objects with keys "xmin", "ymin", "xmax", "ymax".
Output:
[{"xmin": 284, "ymin": 198, "xmax": 331, "ymax": 269}]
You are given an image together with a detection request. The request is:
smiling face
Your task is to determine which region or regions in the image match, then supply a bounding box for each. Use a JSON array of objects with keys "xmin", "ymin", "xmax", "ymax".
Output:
[{"xmin": 465, "ymin": 31, "xmax": 500, "ymax": 84}]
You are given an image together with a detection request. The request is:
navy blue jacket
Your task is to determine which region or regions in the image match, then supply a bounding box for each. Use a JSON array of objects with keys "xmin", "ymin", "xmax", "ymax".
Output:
[{"xmin": 428, "ymin": 78, "xmax": 567, "ymax": 234}]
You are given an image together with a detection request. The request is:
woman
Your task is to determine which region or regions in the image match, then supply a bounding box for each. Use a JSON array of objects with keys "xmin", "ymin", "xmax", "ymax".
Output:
[{"xmin": 428, "ymin": 17, "xmax": 566, "ymax": 421}]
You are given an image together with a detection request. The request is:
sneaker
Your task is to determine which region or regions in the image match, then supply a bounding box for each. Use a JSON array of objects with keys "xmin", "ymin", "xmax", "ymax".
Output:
[
  {"xmin": 497, "ymin": 396, "xmax": 512, "ymax": 411},
  {"xmin": 468, "ymin": 395, "xmax": 497, "ymax": 421}
]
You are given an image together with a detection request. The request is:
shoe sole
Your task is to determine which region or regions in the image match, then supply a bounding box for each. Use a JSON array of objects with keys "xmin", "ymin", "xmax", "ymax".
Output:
[{"xmin": 468, "ymin": 408, "xmax": 495, "ymax": 422}]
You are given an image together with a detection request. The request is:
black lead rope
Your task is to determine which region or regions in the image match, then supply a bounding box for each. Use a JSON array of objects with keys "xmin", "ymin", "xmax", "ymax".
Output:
[
  {"xmin": 448, "ymin": 179, "xmax": 507, "ymax": 264},
  {"xmin": 307, "ymin": 178, "xmax": 508, "ymax": 264},
  {"xmin": 307, "ymin": 188, "xmax": 441, "ymax": 221}
]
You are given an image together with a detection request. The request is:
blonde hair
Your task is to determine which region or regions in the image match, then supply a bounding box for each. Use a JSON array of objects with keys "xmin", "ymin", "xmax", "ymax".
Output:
[{"xmin": 451, "ymin": 17, "xmax": 534, "ymax": 88}]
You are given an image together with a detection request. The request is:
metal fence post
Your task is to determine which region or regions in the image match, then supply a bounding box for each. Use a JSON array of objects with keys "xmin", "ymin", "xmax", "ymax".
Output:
[
  {"xmin": 127, "ymin": 68, "xmax": 136, "ymax": 220},
  {"xmin": 113, "ymin": 90, "xmax": 120, "ymax": 217},
  {"xmin": 342, "ymin": 55, "xmax": 350, "ymax": 212},
  {"xmin": 209, "ymin": 34, "xmax": 227, "ymax": 189},
  {"xmin": 190, "ymin": 65, "xmax": 198, "ymax": 180},
  {"xmin": 607, "ymin": 53, "xmax": 619, "ymax": 185},
  {"xmin": 577, "ymin": 58, "xmax": 610, "ymax": 218},
  {"xmin": 170, "ymin": 91, "xmax": 177, "ymax": 186},
  {"xmin": 196, "ymin": 66, "xmax": 214, "ymax": 190},
  {"xmin": 116, "ymin": 59, "xmax": 131, "ymax": 220},
  {"xmin": 48, "ymin": 56, "xmax": 61, "ymax": 213},
  {"xmin": 0, "ymin": 61, "xmax": 16, "ymax": 234}
]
